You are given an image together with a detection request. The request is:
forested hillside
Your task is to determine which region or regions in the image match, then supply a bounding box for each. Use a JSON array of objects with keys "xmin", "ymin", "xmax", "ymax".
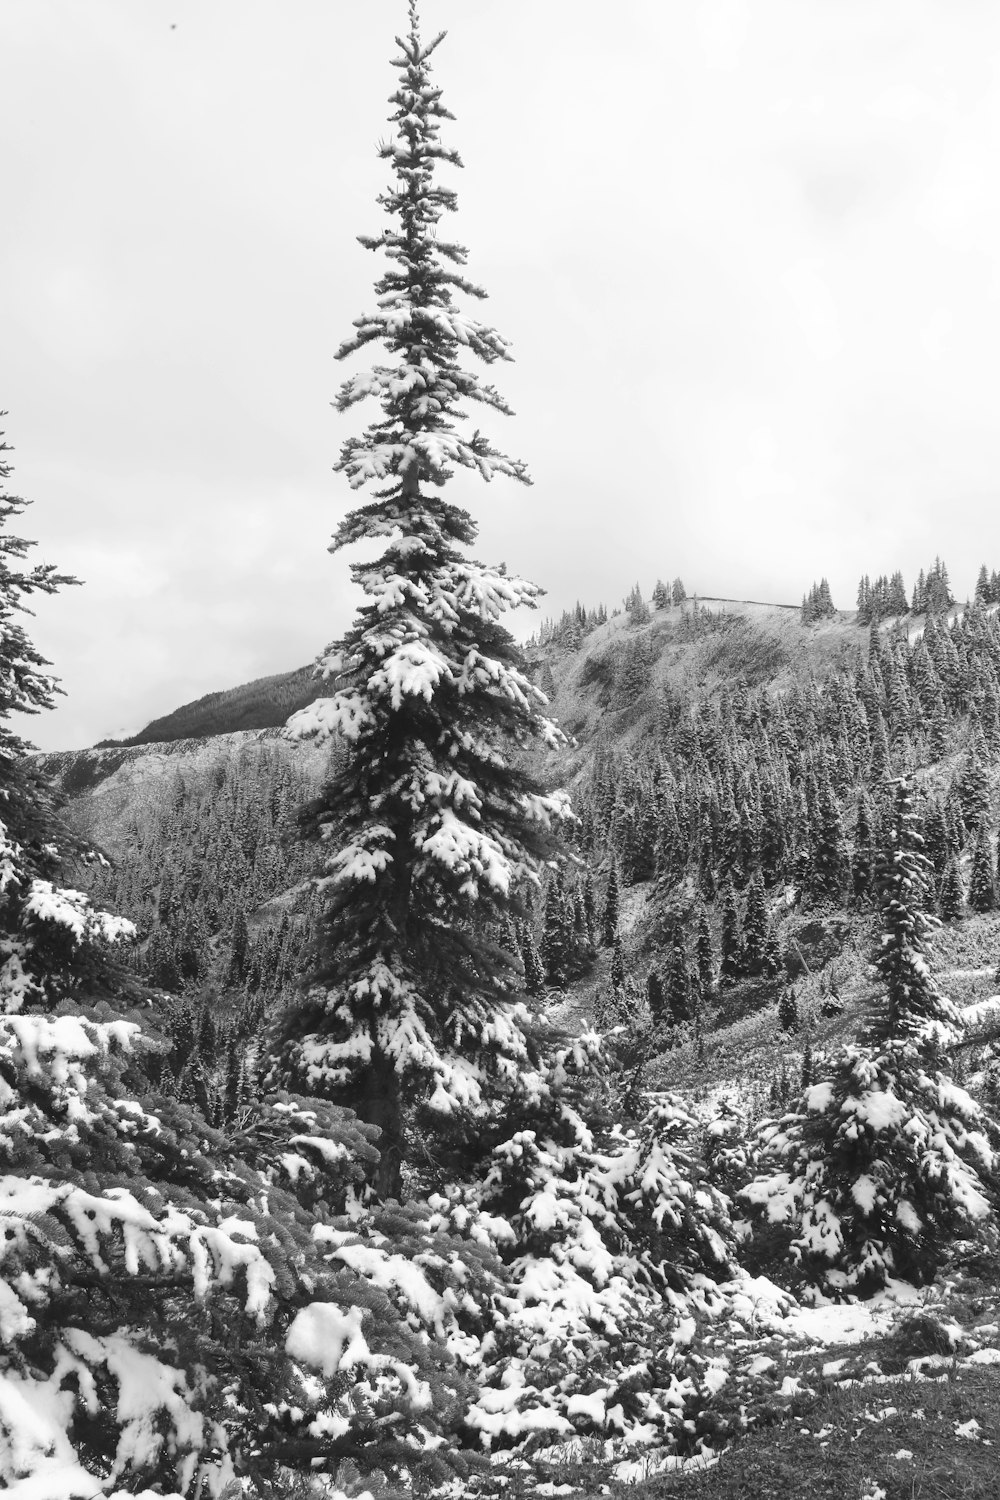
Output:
[
  {"xmin": 9, "ymin": 3, "xmax": 1000, "ymax": 1496},
  {"xmin": 38, "ymin": 730, "xmax": 332, "ymax": 1126},
  {"xmin": 42, "ymin": 578, "xmax": 1000, "ymax": 1119}
]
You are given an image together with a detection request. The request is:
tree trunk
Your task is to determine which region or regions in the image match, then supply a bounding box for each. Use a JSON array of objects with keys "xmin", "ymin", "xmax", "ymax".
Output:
[{"xmin": 357, "ymin": 1049, "xmax": 405, "ymax": 1200}]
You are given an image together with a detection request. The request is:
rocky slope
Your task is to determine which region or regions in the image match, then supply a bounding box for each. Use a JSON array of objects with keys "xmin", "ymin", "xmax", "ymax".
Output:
[{"xmin": 42, "ymin": 728, "xmax": 331, "ymax": 859}]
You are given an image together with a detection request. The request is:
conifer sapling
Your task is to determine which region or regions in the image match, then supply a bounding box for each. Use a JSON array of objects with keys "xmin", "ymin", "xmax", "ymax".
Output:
[{"xmin": 743, "ymin": 777, "xmax": 996, "ymax": 1292}]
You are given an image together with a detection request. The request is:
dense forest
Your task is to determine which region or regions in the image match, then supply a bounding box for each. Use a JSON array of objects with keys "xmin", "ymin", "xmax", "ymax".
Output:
[{"xmin": 6, "ymin": 5, "xmax": 1000, "ymax": 1500}]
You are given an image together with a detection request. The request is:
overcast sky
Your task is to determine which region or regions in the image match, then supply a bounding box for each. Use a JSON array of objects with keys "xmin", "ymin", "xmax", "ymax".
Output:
[{"xmin": 4, "ymin": 0, "xmax": 1000, "ymax": 751}]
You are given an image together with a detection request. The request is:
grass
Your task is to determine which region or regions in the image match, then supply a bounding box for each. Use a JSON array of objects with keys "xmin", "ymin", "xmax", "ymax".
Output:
[
  {"xmin": 499, "ymin": 1264, "xmax": 1000, "ymax": 1500},
  {"xmin": 476, "ymin": 1363, "xmax": 1000, "ymax": 1500},
  {"xmin": 625, "ymin": 1363, "xmax": 1000, "ymax": 1500}
]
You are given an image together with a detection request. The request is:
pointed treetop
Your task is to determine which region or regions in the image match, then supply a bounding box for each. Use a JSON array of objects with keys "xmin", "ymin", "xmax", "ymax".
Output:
[{"xmin": 332, "ymin": 1, "xmax": 530, "ymax": 509}]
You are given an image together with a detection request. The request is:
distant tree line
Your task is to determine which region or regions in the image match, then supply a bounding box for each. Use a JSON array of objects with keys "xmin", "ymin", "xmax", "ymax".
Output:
[
  {"xmin": 800, "ymin": 577, "xmax": 836, "ymax": 624},
  {"xmin": 856, "ymin": 555, "xmax": 966, "ymax": 624}
]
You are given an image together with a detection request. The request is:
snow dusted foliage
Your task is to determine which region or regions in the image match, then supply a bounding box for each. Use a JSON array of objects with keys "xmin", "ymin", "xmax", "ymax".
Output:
[
  {"xmin": 0, "ymin": 851, "xmax": 481, "ymax": 1494},
  {"xmin": 275, "ymin": 3, "xmax": 569, "ymax": 1195},
  {"xmin": 452, "ymin": 1029, "xmax": 740, "ymax": 1453},
  {"xmin": 743, "ymin": 778, "xmax": 997, "ymax": 1293},
  {"xmin": 0, "ymin": 421, "xmax": 79, "ymax": 763},
  {"xmin": 0, "ymin": 426, "xmax": 492, "ymax": 1496},
  {"xmin": 300, "ymin": 1025, "xmax": 785, "ymax": 1463}
]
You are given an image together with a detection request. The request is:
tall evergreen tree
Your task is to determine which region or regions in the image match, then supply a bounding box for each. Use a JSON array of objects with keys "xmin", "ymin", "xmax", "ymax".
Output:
[
  {"xmin": 778, "ymin": 986, "xmax": 799, "ymax": 1032},
  {"xmin": 719, "ymin": 877, "xmax": 743, "ymax": 985},
  {"xmin": 921, "ymin": 797, "xmax": 950, "ymax": 880},
  {"xmin": 583, "ymin": 868, "xmax": 598, "ymax": 946},
  {"xmin": 518, "ymin": 918, "xmax": 546, "ymax": 998},
  {"xmin": 664, "ymin": 925, "xmax": 691, "ymax": 1023},
  {"xmin": 610, "ymin": 934, "xmax": 626, "ymax": 991},
  {"xmin": 851, "ymin": 789, "xmax": 876, "ymax": 903},
  {"xmin": 956, "ymin": 739, "xmax": 992, "ymax": 831},
  {"xmin": 602, "ymin": 863, "xmax": 620, "ymax": 947},
  {"xmin": 646, "ymin": 967, "xmax": 666, "ymax": 1022},
  {"xmin": 272, "ymin": 6, "xmax": 569, "ymax": 1198},
  {"xmin": 695, "ymin": 902, "xmax": 716, "ymax": 999},
  {"xmin": 741, "ymin": 867, "xmax": 771, "ymax": 976},
  {"xmin": 968, "ymin": 827, "xmax": 997, "ymax": 913},
  {"xmin": 810, "ymin": 777, "xmax": 847, "ymax": 903},
  {"xmin": 939, "ymin": 853, "xmax": 965, "ymax": 922},
  {"xmin": 540, "ymin": 869, "xmax": 570, "ymax": 986},
  {"xmin": 227, "ymin": 904, "xmax": 250, "ymax": 985}
]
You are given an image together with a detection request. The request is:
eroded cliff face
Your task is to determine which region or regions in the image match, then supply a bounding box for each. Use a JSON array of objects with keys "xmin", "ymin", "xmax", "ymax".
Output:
[{"xmin": 39, "ymin": 729, "xmax": 332, "ymax": 859}]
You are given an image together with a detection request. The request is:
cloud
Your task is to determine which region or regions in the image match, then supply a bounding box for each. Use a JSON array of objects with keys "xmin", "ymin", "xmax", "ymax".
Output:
[{"xmin": 5, "ymin": 0, "xmax": 1000, "ymax": 749}]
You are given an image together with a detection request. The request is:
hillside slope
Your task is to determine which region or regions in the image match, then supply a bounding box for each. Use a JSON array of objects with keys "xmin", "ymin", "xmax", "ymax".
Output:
[
  {"xmin": 97, "ymin": 664, "xmax": 327, "ymax": 746},
  {"xmin": 39, "ymin": 593, "xmax": 1000, "ymax": 1120}
]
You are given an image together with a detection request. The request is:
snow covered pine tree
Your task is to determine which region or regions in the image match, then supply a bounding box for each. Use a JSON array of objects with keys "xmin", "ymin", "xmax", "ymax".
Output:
[
  {"xmin": 274, "ymin": 3, "xmax": 569, "ymax": 1198},
  {"xmin": 743, "ymin": 776, "xmax": 996, "ymax": 1292}
]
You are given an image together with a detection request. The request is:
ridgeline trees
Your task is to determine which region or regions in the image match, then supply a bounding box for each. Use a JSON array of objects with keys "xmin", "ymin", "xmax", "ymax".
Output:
[
  {"xmin": 800, "ymin": 577, "xmax": 835, "ymax": 624},
  {"xmin": 272, "ymin": 3, "xmax": 569, "ymax": 1197}
]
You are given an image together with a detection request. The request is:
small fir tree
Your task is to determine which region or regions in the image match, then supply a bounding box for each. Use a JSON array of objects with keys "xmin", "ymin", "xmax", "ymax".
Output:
[
  {"xmin": 226, "ymin": 904, "xmax": 250, "ymax": 985},
  {"xmin": 540, "ymin": 869, "xmax": 570, "ymax": 986},
  {"xmin": 939, "ymin": 853, "xmax": 965, "ymax": 922},
  {"xmin": 472, "ymin": 1036, "xmax": 738, "ymax": 1446},
  {"xmin": 518, "ymin": 918, "xmax": 546, "ymax": 998},
  {"xmin": 743, "ymin": 777, "xmax": 996, "ymax": 1291},
  {"xmin": 922, "ymin": 797, "xmax": 951, "ymax": 880},
  {"xmin": 852, "ymin": 789, "xmax": 876, "ymax": 903},
  {"xmin": 778, "ymin": 987, "xmax": 800, "ymax": 1032},
  {"xmin": 646, "ymin": 967, "xmax": 666, "ymax": 1023},
  {"xmin": 665, "ymin": 926, "xmax": 691, "ymax": 1023},
  {"xmin": 742, "ymin": 867, "xmax": 772, "ymax": 976},
  {"xmin": 610, "ymin": 934, "xmax": 626, "ymax": 991},
  {"xmin": 956, "ymin": 741, "xmax": 992, "ymax": 830},
  {"xmin": 695, "ymin": 902, "xmax": 716, "ymax": 998},
  {"xmin": 602, "ymin": 863, "xmax": 620, "ymax": 947},
  {"xmin": 626, "ymin": 582, "xmax": 650, "ymax": 625},
  {"xmin": 968, "ymin": 827, "xmax": 998, "ymax": 913},
  {"xmin": 583, "ymin": 869, "xmax": 598, "ymax": 946},
  {"xmin": 719, "ymin": 876, "xmax": 743, "ymax": 985}
]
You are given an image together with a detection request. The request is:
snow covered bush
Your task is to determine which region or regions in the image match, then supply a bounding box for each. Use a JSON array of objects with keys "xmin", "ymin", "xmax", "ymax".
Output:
[
  {"xmin": 0, "ymin": 835, "xmax": 494, "ymax": 1496},
  {"xmin": 742, "ymin": 777, "xmax": 998, "ymax": 1293},
  {"xmin": 435, "ymin": 1028, "xmax": 742, "ymax": 1456},
  {"xmin": 271, "ymin": 0, "xmax": 570, "ymax": 1198},
  {"xmin": 702, "ymin": 1094, "xmax": 753, "ymax": 1199}
]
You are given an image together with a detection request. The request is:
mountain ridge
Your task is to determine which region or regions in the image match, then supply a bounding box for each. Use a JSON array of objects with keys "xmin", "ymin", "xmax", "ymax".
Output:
[
  {"xmin": 94, "ymin": 663, "xmax": 328, "ymax": 748},
  {"xmin": 91, "ymin": 596, "xmax": 810, "ymax": 754}
]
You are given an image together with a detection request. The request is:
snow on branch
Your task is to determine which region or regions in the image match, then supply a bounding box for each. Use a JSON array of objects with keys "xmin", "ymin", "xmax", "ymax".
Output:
[
  {"xmin": 24, "ymin": 880, "xmax": 135, "ymax": 945},
  {"xmin": 285, "ymin": 692, "xmax": 374, "ymax": 744}
]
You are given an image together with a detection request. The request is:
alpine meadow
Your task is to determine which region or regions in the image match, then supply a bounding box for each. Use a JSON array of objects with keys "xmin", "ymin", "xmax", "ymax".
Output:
[{"xmin": 8, "ymin": 6, "xmax": 1000, "ymax": 1500}]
